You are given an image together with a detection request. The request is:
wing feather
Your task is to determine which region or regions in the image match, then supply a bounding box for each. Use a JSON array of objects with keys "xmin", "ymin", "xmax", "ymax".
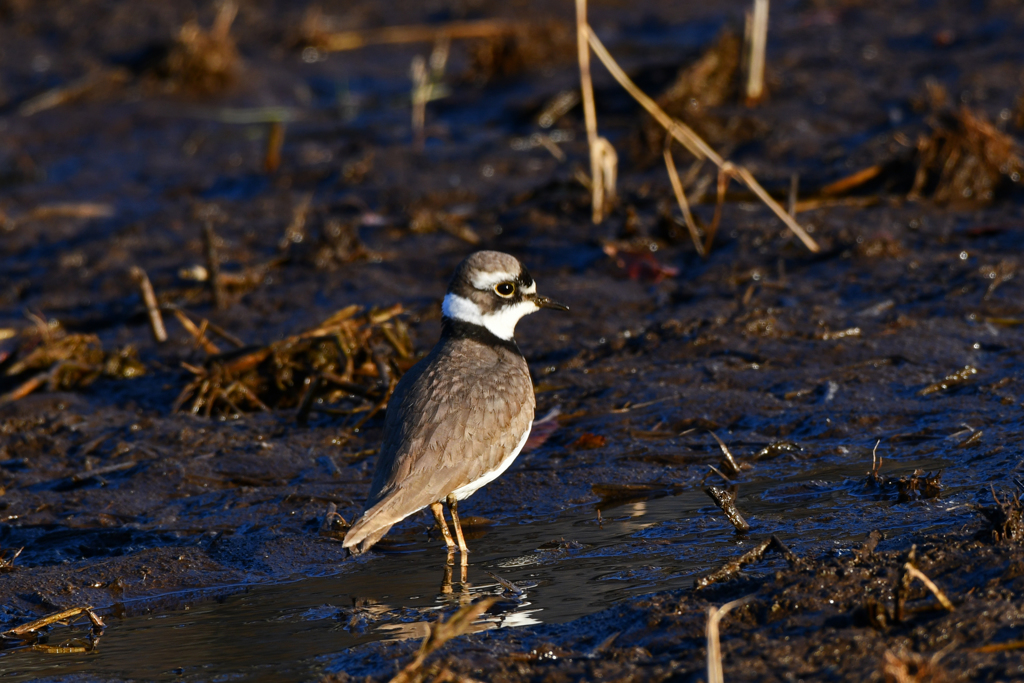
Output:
[{"xmin": 342, "ymin": 337, "xmax": 534, "ymax": 552}]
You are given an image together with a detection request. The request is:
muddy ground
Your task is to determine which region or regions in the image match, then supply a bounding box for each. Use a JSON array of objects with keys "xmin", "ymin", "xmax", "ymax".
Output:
[{"xmin": 0, "ymin": 0, "xmax": 1023, "ymax": 680}]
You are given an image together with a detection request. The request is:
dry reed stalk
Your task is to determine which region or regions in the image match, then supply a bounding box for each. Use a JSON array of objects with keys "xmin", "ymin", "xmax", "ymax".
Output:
[
  {"xmin": 706, "ymin": 596, "xmax": 752, "ymax": 683},
  {"xmin": 709, "ymin": 431, "xmax": 742, "ymax": 476},
  {"xmin": 4, "ymin": 606, "xmax": 104, "ymax": 638},
  {"xmin": 27, "ymin": 203, "xmax": 115, "ymax": 220},
  {"xmin": 18, "ymin": 68, "xmax": 131, "ymax": 117},
  {"xmin": 787, "ymin": 173, "xmax": 798, "ymax": 216},
  {"xmin": 820, "ymin": 164, "xmax": 883, "ymax": 195},
  {"xmin": 264, "ymin": 121, "xmax": 285, "ymax": 173},
  {"xmin": 170, "ymin": 308, "xmax": 220, "ymax": 354},
  {"xmin": 575, "ymin": 0, "xmax": 610, "ymax": 223},
  {"xmin": 410, "ymin": 37, "xmax": 451, "ymax": 150},
  {"xmin": 536, "ymin": 133, "xmax": 566, "ymax": 161},
  {"xmin": 411, "ymin": 55, "xmax": 429, "ymax": 149},
  {"xmin": 129, "ymin": 266, "xmax": 167, "ymax": 343},
  {"xmin": 903, "ymin": 563, "xmax": 955, "ymax": 612},
  {"xmin": 975, "ymin": 640, "xmax": 1024, "ymax": 653},
  {"xmin": 663, "ymin": 144, "xmax": 705, "ymax": 256},
  {"xmin": 201, "ymin": 222, "xmax": 225, "ymax": 310},
  {"xmin": 793, "ymin": 196, "xmax": 878, "ymax": 213},
  {"xmin": 388, "ymin": 598, "xmax": 498, "ymax": 683},
  {"xmin": 204, "ymin": 320, "xmax": 245, "ymax": 348},
  {"xmin": 584, "ymin": 26, "xmax": 819, "ymax": 252},
  {"xmin": 279, "ymin": 192, "xmax": 313, "ymax": 249},
  {"xmin": 594, "ymin": 136, "xmax": 618, "ymax": 209},
  {"xmin": 309, "ymin": 19, "xmax": 517, "ymax": 52},
  {"xmin": 744, "ymin": 0, "xmax": 769, "ymax": 105}
]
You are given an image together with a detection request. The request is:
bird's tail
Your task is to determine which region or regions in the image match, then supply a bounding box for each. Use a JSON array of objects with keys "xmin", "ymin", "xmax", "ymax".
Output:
[
  {"xmin": 343, "ymin": 522, "xmax": 392, "ymax": 555},
  {"xmin": 343, "ymin": 489, "xmax": 430, "ymax": 554},
  {"xmin": 342, "ymin": 505, "xmax": 395, "ymax": 555}
]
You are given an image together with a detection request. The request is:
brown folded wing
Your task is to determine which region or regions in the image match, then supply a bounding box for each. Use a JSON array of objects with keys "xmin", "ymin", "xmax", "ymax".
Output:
[{"xmin": 342, "ymin": 337, "xmax": 534, "ymax": 553}]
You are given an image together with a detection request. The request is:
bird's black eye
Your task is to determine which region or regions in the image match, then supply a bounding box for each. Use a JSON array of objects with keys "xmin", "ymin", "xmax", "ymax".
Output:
[{"xmin": 494, "ymin": 282, "xmax": 515, "ymax": 298}]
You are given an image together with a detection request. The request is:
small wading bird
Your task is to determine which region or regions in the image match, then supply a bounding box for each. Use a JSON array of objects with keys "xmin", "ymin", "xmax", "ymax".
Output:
[{"xmin": 343, "ymin": 251, "xmax": 567, "ymax": 556}]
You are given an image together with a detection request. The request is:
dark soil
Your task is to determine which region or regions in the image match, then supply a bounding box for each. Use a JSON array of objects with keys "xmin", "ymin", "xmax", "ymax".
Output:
[{"xmin": 0, "ymin": 0, "xmax": 1023, "ymax": 680}]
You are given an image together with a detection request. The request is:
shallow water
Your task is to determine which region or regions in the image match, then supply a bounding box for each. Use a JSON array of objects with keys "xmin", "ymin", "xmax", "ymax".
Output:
[{"xmin": 0, "ymin": 441, "xmax": 974, "ymax": 681}]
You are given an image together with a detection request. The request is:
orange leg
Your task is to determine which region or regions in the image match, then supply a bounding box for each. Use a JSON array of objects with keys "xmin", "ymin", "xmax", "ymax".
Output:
[
  {"xmin": 446, "ymin": 494, "xmax": 469, "ymax": 555},
  {"xmin": 430, "ymin": 501, "xmax": 455, "ymax": 550}
]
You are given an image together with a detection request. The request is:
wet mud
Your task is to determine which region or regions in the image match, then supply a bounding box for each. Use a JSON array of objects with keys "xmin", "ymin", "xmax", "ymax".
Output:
[{"xmin": 1, "ymin": 0, "xmax": 1023, "ymax": 680}]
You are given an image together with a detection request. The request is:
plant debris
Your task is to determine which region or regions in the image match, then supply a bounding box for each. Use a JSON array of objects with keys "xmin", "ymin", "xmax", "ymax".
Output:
[
  {"xmin": 973, "ymin": 487, "xmax": 1024, "ymax": 543},
  {"xmin": 380, "ymin": 598, "xmax": 497, "ymax": 683},
  {"xmin": 466, "ymin": 19, "xmax": 576, "ymax": 83},
  {"xmin": 918, "ymin": 365, "xmax": 978, "ymax": 396},
  {"xmin": 0, "ymin": 317, "xmax": 145, "ymax": 404},
  {"xmin": 910, "ymin": 108, "xmax": 1024, "ymax": 205},
  {"xmin": 695, "ymin": 535, "xmax": 799, "ymax": 589},
  {"xmin": 602, "ymin": 242, "xmax": 679, "ymax": 282},
  {"xmin": 637, "ymin": 30, "xmax": 744, "ymax": 158},
  {"xmin": 0, "ymin": 546, "xmax": 23, "ymax": 572},
  {"xmin": 155, "ymin": 1, "xmax": 241, "ymax": 94},
  {"xmin": 591, "ymin": 482, "xmax": 685, "ymax": 507},
  {"xmin": 705, "ymin": 485, "xmax": 750, "ymax": 533},
  {"xmin": 895, "ymin": 545, "xmax": 955, "ymax": 621},
  {"xmin": 173, "ymin": 304, "xmax": 414, "ymax": 419},
  {"xmin": 1, "ymin": 605, "xmax": 105, "ymax": 654},
  {"xmin": 569, "ymin": 432, "xmax": 606, "ymax": 450}
]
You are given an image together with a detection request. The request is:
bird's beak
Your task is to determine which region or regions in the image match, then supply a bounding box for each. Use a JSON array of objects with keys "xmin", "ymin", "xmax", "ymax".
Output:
[{"xmin": 534, "ymin": 295, "xmax": 569, "ymax": 311}]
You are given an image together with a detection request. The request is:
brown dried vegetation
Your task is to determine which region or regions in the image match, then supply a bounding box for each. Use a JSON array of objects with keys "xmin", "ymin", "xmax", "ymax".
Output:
[
  {"xmin": 466, "ymin": 20, "xmax": 576, "ymax": 83},
  {"xmin": 0, "ymin": 318, "xmax": 144, "ymax": 404},
  {"xmin": 155, "ymin": 1, "xmax": 241, "ymax": 94},
  {"xmin": 910, "ymin": 108, "xmax": 1024, "ymax": 205},
  {"xmin": 173, "ymin": 304, "xmax": 415, "ymax": 419},
  {"xmin": 636, "ymin": 30, "xmax": 755, "ymax": 161},
  {"xmin": 973, "ymin": 487, "xmax": 1024, "ymax": 543}
]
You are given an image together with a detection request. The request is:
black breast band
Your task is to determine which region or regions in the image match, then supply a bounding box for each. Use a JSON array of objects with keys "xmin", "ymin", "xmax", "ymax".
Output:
[{"xmin": 441, "ymin": 317, "xmax": 522, "ymax": 356}]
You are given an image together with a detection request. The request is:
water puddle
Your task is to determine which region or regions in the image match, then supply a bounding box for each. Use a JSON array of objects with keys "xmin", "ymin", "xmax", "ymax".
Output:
[{"xmin": 0, "ymin": 449, "xmax": 963, "ymax": 682}]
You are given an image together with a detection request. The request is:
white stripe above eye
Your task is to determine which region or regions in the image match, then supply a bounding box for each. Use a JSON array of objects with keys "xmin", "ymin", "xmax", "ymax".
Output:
[
  {"xmin": 441, "ymin": 294, "xmax": 539, "ymax": 340},
  {"xmin": 470, "ymin": 270, "xmax": 517, "ymax": 290}
]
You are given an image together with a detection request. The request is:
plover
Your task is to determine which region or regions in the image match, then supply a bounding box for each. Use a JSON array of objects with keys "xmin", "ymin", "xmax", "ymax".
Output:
[{"xmin": 343, "ymin": 251, "xmax": 567, "ymax": 555}]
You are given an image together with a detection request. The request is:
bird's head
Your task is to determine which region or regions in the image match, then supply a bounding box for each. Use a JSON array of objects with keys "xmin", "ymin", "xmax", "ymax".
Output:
[{"xmin": 441, "ymin": 251, "xmax": 568, "ymax": 341}]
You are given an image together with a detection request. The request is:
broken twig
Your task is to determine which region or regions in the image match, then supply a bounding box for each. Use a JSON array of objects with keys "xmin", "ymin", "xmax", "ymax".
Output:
[
  {"xmin": 705, "ymin": 485, "xmax": 750, "ymax": 533},
  {"xmin": 129, "ymin": 266, "xmax": 167, "ymax": 343}
]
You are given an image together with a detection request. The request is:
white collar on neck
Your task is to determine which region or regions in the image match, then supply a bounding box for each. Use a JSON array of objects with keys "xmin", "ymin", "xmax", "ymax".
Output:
[{"xmin": 441, "ymin": 293, "xmax": 538, "ymax": 341}]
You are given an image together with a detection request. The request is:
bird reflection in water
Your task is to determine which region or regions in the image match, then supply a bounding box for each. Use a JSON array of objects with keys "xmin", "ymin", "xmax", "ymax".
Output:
[
  {"xmin": 441, "ymin": 550, "xmax": 470, "ymax": 598},
  {"xmin": 347, "ymin": 554, "xmax": 540, "ymax": 643}
]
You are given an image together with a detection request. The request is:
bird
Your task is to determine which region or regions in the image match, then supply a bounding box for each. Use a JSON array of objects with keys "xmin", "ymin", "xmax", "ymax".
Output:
[{"xmin": 342, "ymin": 251, "xmax": 567, "ymax": 556}]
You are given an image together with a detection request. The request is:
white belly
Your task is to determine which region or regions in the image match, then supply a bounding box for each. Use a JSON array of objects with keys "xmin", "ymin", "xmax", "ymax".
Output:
[{"xmin": 451, "ymin": 421, "xmax": 532, "ymax": 501}]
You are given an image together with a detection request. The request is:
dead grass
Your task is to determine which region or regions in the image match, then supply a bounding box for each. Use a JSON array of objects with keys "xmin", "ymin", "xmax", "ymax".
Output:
[
  {"xmin": 467, "ymin": 20, "xmax": 575, "ymax": 83},
  {"xmin": 973, "ymin": 486, "xmax": 1024, "ymax": 543},
  {"xmin": 581, "ymin": 20, "xmax": 818, "ymax": 252},
  {"xmin": 637, "ymin": 30, "xmax": 743, "ymax": 163},
  {"xmin": 882, "ymin": 649, "xmax": 948, "ymax": 683},
  {"xmin": 911, "ymin": 107, "xmax": 1024, "ymax": 205},
  {"xmin": 0, "ymin": 316, "xmax": 144, "ymax": 404},
  {"xmin": 2, "ymin": 605, "xmax": 106, "ymax": 654},
  {"xmin": 385, "ymin": 598, "xmax": 497, "ymax": 683},
  {"xmin": 158, "ymin": 1, "xmax": 240, "ymax": 95},
  {"xmin": 172, "ymin": 304, "xmax": 415, "ymax": 421}
]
